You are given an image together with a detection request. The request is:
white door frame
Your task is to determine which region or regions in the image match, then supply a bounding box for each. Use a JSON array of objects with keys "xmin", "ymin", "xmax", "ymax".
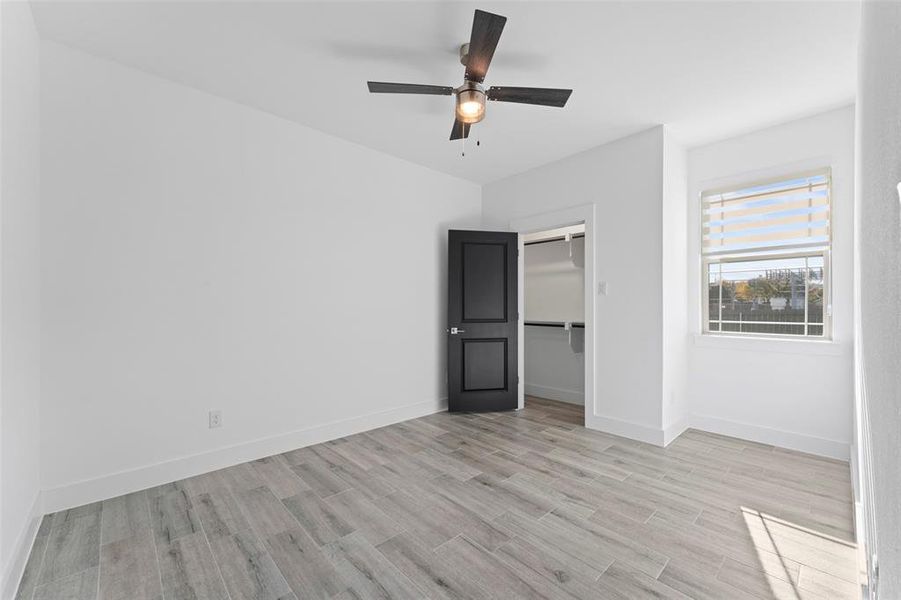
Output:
[{"xmin": 509, "ymin": 204, "xmax": 597, "ymax": 425}]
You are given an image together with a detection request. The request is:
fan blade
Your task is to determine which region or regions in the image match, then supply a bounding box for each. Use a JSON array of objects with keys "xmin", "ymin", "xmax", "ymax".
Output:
[
  {"xmin": 450, "ymin": 119, "xmax": 471, "ymax": 140},
  {"xmin": 487, "ymin": 86, "xmax": 572, "ymax": 107},
  {"xmin": 367, "ymin": 81, "xmax": 454, "ymax": 95},
  {"xmin": 465, "ymin": 10, "xmax": 506, "ymax": 83}
]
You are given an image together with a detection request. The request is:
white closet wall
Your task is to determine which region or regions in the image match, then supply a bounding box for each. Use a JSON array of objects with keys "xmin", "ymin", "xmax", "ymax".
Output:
[{"xmin": 524, "ymin": 237, "xmax": 585, "ymax": 405}]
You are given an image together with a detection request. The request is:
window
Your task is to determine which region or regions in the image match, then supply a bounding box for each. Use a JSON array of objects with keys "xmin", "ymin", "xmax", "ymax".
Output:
[{"xmin": 702, "ymin": 170, "xmax": 831, "ymax": 338}]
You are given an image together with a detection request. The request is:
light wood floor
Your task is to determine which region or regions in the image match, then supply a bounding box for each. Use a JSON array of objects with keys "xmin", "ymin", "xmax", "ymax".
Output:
[{"xmin": 16, "ymin": 397, "xmax": 859, "ymax": 600}]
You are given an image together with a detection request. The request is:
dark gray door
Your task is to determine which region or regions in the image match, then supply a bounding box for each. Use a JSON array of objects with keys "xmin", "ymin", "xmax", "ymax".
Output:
[{"xmin": 447, "ymin": 230, "xmax": 518, "ymax": 412}]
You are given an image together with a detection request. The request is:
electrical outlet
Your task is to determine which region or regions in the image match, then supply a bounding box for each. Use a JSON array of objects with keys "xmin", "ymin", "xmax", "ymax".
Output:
[{"xmin": 209, "ymin": 410, "xmax": 223, "ymax": 429}]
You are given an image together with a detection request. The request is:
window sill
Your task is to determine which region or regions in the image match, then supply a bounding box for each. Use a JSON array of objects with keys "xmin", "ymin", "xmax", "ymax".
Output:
[{"xmin": 692, "ymin": 333, "xmax": 847, "ymax": 356}]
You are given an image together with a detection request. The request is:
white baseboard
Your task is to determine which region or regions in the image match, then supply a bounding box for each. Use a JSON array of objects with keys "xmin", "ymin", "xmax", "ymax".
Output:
[
  {"xmin": 524, "ymin": 383, "xmax": 584, "ymax": 405},
  {"xmin": 663, "ymin": 417, "xmax": 690, "ymax": 446},
  {"xmin": 689, "ymin": 414, "xmax": 850, "ymax": 461},
  {"xmin": 582, "ymin": 411, "xmax": 848, "ymax": 460},
  {"xmin": 42, "ymin": 398, "xmax": 447, "ymax": 514},
  {"xmin": 2, "ymin": 491, "xmax": 44, "ymax": 600},
  {"xmin": 587, "ymin": 414, "xmax": 665, "ymax": 446}
]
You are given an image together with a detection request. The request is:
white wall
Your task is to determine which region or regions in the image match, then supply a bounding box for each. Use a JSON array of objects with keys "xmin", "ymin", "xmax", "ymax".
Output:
[
  {"xmin": 484, "ymin": 127, "xmax": 667, "ymax": 441},
  {"xmin": 524, "ymin": 238, "xmax": 584, "ymax": 322},
  {"xmin": 524, "ymin": 238, "xmax": 584, "ymax": 405},
  {"xmin": 686, "ymin": 106, "xmax": 855, "ymax": 460},
  {"xmin": 855, "ymin": 2, "xmax": 901, "ymax": 595},
  {"xmin": 38, "ymin": 42, "xmax": 481, "ymax": 510},
  {"xmin": 0, "ymin": 1, "xmax": 43, "ymax": 596},
  {"xmin": 661, "ymin": 131, "xmax": 688, "ymax": 439}
]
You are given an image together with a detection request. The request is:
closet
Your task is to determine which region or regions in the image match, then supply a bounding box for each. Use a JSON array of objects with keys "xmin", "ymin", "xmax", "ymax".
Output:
[{"xmin": 523, "ymin": 224, "xmax": 585, "ymax": 412}]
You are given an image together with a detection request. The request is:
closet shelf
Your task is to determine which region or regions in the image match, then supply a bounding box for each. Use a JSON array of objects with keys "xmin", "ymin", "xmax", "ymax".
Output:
[
  {"xmin": 523, "ymin": 232, "xmax": 585, "ymax": 247},
  {"xmin": 525, "ymin": 320, "xmax": 585, "ymax": 329}
]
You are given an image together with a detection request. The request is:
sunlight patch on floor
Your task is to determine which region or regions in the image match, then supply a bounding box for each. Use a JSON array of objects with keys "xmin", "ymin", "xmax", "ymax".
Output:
[{"xmin": 737, "ymin": 506, "xmax": 860, "ymax": 600}]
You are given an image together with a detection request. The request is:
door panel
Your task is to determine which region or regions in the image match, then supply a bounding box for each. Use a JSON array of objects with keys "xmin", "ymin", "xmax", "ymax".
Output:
[
  {"xmin": 448, "ymin": 230, "xmax": 518, "ymax": 412},
  {"xmin": 462, "ymin": 243, "xmax": 507, "ymax": 322},
  {"xmin": 462, "ymin": 339, "xmax": 508, "ymax": 391}
]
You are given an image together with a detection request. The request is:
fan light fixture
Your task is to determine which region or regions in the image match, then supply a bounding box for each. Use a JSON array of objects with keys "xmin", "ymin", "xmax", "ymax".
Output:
[
  {"xmin": 456, "ymin": 86, "xmax": 486, "ymax": 124},
  {"xmin": 366, "ymin": 9, "xmax": 573, "ymax": 142}
]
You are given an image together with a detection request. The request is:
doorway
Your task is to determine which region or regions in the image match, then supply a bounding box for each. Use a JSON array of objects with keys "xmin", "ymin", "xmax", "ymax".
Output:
[
  {"xmin": 510, "ymin": 204, "xmax": 597, "ymax": 427},
  {"xmin": 522, "ymin": 224, "xmax": 586, "ymax": 419}
]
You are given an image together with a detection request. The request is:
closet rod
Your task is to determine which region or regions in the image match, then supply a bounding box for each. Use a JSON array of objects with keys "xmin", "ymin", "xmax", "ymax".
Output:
[
  {"xmin": 524, "ymin": 321, "xmax": 585, "ymax": 328},
  {"xmin": 523, "ymin": 232, "xmax": 585, "ymax": 246}
]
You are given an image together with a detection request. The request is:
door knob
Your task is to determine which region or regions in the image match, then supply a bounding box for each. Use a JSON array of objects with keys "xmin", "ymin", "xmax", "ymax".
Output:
[{"xmin": 449, "ymin": 327, "xmax": 466, "ymax": 334}]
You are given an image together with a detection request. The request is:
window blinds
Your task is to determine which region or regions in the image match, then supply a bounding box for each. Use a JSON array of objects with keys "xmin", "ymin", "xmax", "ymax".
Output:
[{"xmin": 702, "ymin": 171, "xmax": 830, "ymax": 257}]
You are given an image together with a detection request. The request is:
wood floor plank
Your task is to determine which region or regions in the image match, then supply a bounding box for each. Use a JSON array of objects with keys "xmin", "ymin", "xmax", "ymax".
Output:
[
  {"xmin": 591, "ymin": 508, "xmax": 724, "ymax": 570},
  {"xmin": 377, "ymin": 532, "xmax": 490, "ymax": 600},
  {"xmin": 265, "ymin": 527, "xmax": 345, "ymax": 600},
  {"xmin": 308, "ymin": 444, "xmax": 398, "ymax": 500},
  {"xmin": 323, "ymin": 489, "xmax": 404, "ymax": 546},
  {"xmin": 290, "ymin": 457, "xmax": 353, "ymax": 498},
  {"xmin": 410, "ymin": 447, "xmax": 483, "ymax": 481},
  {"xmin": 446, "ymin": 447, "xmax": 522, "ymax": 479},
  {"xmin": 376, "ymin": 484, "xmax": 511, "ymax": 552},
  {"xmin": 195, "ymin": 489, "xmax": 253, "ymax": 539},
  {"xmin": 596, "ymin": 561, "xmax": 691, "ymax": 600},
  {"xmin": 33, "ymin": 567, "xmax": 99, "ymax": 600},
  {"xmin": 797, "ymin": 564, "xmax": 860, "ymax": 600},
  {"xmin": 547, "ymin": 446, "xmax": 637, "ymax": 481},
  {"xmin": 541, "ymin": 507, "xmax": 669, "ymax": 578},
  {"xmin": 422, "ymin": 474, "xmax": 508, "ymax": 520},
  {"xmin": 696, "ymin": 506, "xmax": 859, "ymax": 583},
  {"xmin": 494, "ymin": 510, "xmax": 616, "ymax": 574},
  {"xmin": 235, "ymin": 486, "xmax": 301, "ymax": 538},
  {"xmin": 156, "ymin": 532, "xmax": 229, "ymax": 600},
  {"xmin": 658, "ymin": 560, "xmax": 760, "ymax": 600},
  {"xmin": 209, "ymin": 463, "xmax": 266, "ymax": 496},
  {"xmin": 206, "ymin": 530, "xmax": 294, "ymax": 600},
  {"xmin": 15, "ymin": 397, "xmax": 858, "ymax": 600},
  {"xmin": 39, "ymin": 512, "xmax": 101, "ymax": 586},
  {"xmin": 150, "ymin": 489, "xmax": 201, "ymax": 545},
  {"xmin": 365, "ymin": 425, "xmax": 430, "ymax": 455},
  {"xmin": 419, "ymin": 487, "xmax": 512, "ymax": 552},
  {"xmin": 101, "ymin": 492, "xmax": 151, "ymax": 546},
  {"xmin": 323, "ymin": 531, "xmax": 424, "ymax": 600},
  {"xmin": 247, "ymin": 455, "xmax": 311, "ymax": 500},
  {"xmin": 98, "ymin": 531, "xmax": 162, "ymax": 600},
  {"xmin": 51, "ymin": 502, "xmax": 103, "ymax": 529},
  {"xmin": 493, "ymin": 534, "xmax": 602, "ymax": 599},
  {"xmin": 467, "ymin": 473, "xmax": 559, "ymax": 519},
  {"xmin": 281, "ymin": 489, "xmax": 355, "ymax": 546},
  {"xmin": 373, "ymin": 488, "xmax": 461, "ymax": 550},
  {"xmin": 325, "ymin": 437, "xmax": 389, "ymax": 471},
  {"xmin": 434, "ymin": 534, "xmax": 568, "ymax": 600},
  {"xmin": 716, "ymin": 555, "xmax": 829, "ymax": 600}
]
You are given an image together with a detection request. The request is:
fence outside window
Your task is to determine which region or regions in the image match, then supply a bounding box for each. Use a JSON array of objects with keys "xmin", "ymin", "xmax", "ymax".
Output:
[{"xmin": 702, "ymin": 170, "xmax": 832, "ymax": 338}]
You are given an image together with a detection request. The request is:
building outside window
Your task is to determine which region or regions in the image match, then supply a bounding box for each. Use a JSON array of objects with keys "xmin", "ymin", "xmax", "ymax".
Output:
[{"xmin": 702, "ymin": 170, "xmax": 831, "ymax": 338}]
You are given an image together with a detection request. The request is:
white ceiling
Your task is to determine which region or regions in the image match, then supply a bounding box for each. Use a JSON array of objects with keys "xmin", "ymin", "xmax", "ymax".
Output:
[{"xmin": 30, "ymin": 1, "xmax": 859, "ymax": 184}]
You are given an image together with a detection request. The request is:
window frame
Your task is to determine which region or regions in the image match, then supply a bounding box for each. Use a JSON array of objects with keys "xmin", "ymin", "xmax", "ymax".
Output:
[{"xmin": 700, "ymin": 168, "xmax": 833, "ymax": 341}]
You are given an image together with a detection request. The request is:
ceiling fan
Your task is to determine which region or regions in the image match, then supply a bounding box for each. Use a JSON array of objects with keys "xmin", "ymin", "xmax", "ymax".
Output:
[{"xmin": 367, "ymin": 9, "xmax": 572, "ymax": 141}]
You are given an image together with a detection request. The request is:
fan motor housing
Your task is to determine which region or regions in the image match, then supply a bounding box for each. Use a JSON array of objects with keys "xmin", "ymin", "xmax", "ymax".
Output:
[{"xmin": 454, "ymin": 80, "xmax": 484, "ymax": 96}]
